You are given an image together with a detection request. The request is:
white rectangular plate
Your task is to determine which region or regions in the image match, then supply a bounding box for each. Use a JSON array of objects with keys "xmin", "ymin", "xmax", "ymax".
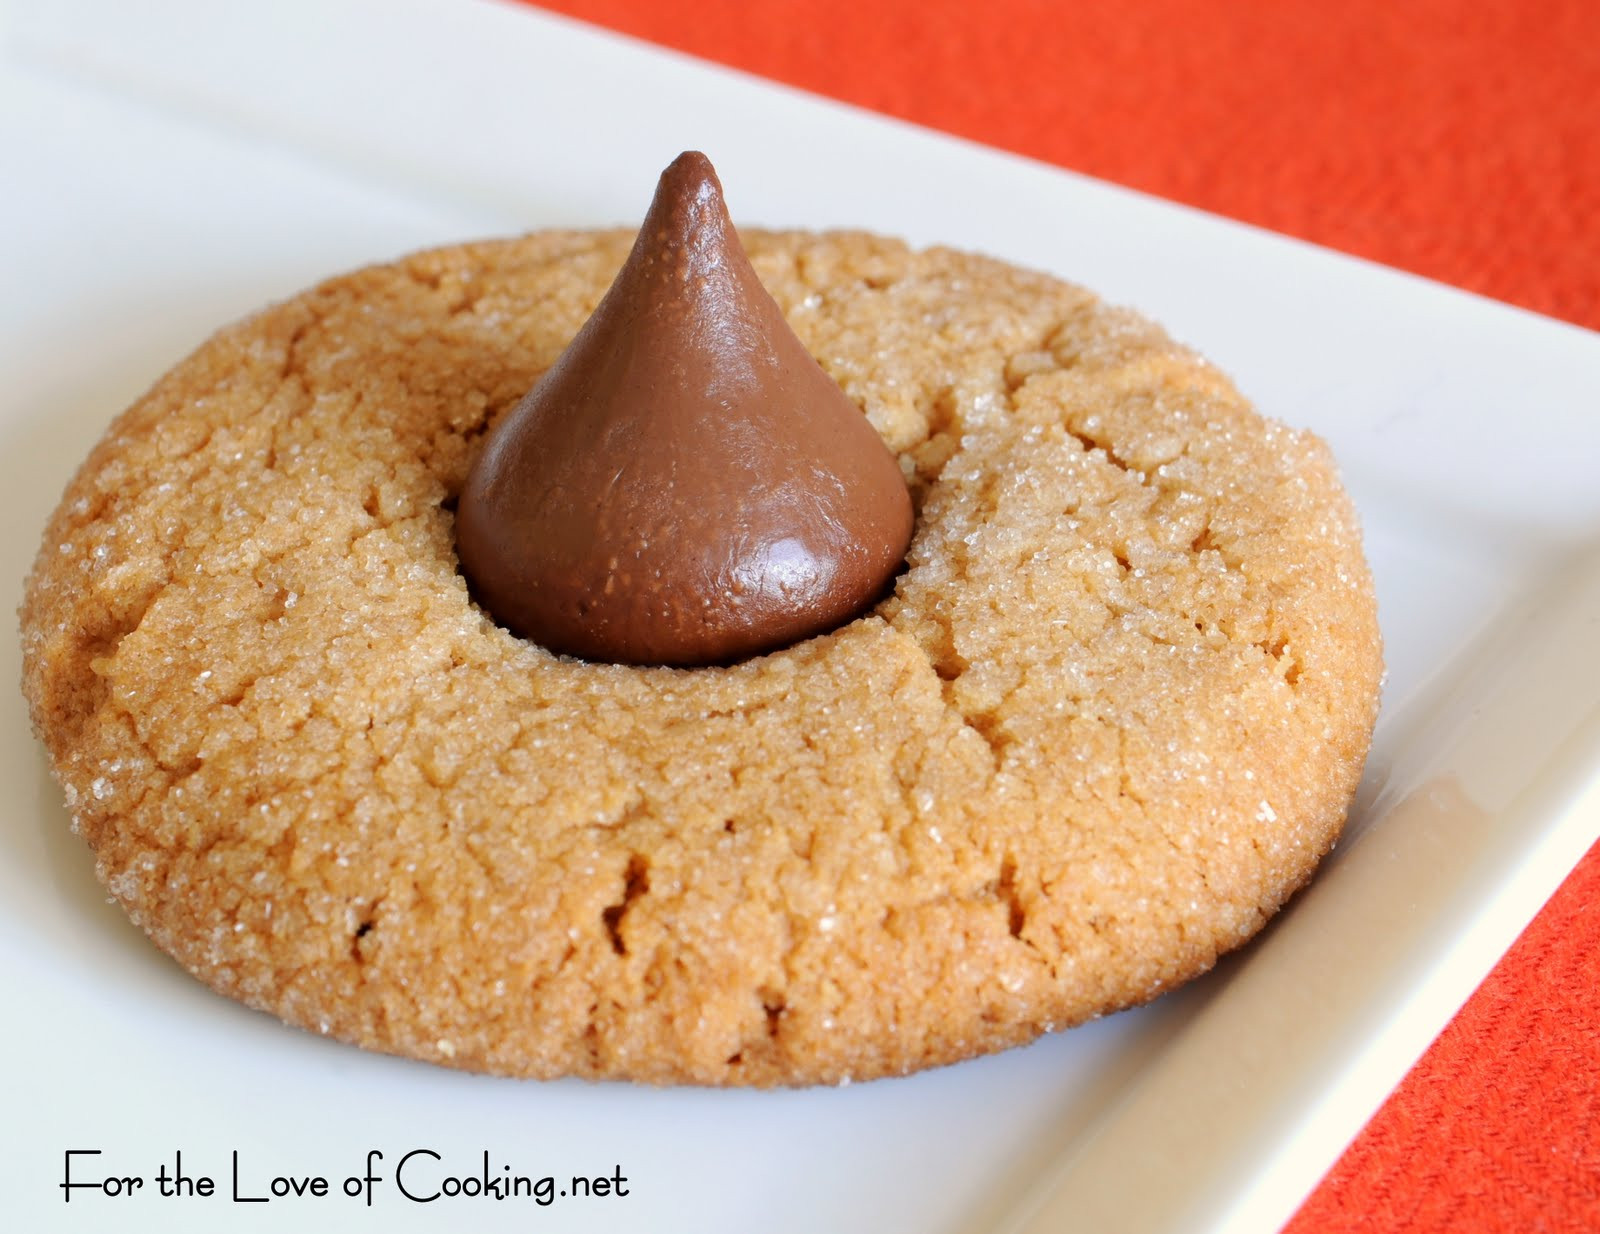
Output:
[{"xmin": 3, "ymin": 2, "xmax": 1598, "ymax": 1231}]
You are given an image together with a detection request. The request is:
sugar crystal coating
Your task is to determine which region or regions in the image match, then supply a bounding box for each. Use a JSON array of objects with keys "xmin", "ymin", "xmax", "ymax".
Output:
[{"xmin": 20, "ymin": 230, "xmax": 1381, "ymax": 1085}]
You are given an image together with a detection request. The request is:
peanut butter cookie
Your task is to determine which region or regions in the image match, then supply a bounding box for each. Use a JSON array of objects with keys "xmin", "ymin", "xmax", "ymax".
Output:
[{"xmin": 20, "ymin": 230, "xmax": 1380, "ymax": 1085}]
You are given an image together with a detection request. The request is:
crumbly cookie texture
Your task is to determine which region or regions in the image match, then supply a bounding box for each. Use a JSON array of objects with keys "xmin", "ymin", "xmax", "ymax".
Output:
[{"xmin": 20, "ymin": 231, "xmax": 1381, "ymax": 1085}]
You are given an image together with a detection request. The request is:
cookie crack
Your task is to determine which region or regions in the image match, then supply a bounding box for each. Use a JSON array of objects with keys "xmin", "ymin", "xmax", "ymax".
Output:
[
  {"xmin": 920, "ymin": 632, "xmax": 1008, "ymax": 772},
  {"xmin": 1255, "ymin": 634, "xmax": 1302, "ymax": 687},
  {"xmin": 1116, "ymin": 727, "xmax": 1151, "ymax": 811},
  {"xmin": 350, "ymin": 899, "xmax": 383, "ymax": 965},
  {"xmin": 402, "ymin": 263, "xmax": 487, "ymax": 318},
  {"xmin": 589, "ymin": 794, "xmax": 649, "ymax": 832},
  {"xmin": 994, "ymin": 344, "xmax": 1154, "ymax": 489},
  {"xmin": 601, "ymin": 853, "xmax": 650, "ymax": 956},
  {"xmin": 277, "ymin": 320, "xmax": 313, "ymax": 384},
  {"xmin": 995, "ymin": 855, "xmax": 1026, "ymax": 940},
  {"xmin": 761, "ymin": 989, "xmax": 786, "ymax": 1040},
  {"xmin": 1065, "ymin": 425, "xmax": 1141, "ymax": 478},
  {"xmin": 1002, "ymin": 318, "xmax": 1081, "ymax": 397}
]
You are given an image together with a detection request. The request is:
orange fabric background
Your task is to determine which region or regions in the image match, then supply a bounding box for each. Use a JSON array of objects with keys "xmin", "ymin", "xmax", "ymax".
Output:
[{"xmin": 526, "ymin": 1, "xmax": 1600, "ymax": 1227}]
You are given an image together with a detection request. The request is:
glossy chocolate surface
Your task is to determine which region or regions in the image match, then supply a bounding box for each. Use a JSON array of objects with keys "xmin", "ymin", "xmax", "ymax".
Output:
[{"xmin": 456, "ymin": 152, "xmax": 913, "ymax": 666}]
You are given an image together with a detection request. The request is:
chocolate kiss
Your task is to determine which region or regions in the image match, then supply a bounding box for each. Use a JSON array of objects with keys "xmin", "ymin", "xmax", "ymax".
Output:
[{"xmin": 455, "ymin": 152, "xmax": 914, "ymax": 666}]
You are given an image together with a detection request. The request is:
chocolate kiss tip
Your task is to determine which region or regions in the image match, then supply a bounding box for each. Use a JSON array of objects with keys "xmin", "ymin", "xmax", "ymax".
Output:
[
  {"xmin": 664, "ymin": 149, "xmax": 714, "ymax": 180},
  {"xmin": 455, "ymin": 152, "xmax": 914, "ymax": 668}
]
